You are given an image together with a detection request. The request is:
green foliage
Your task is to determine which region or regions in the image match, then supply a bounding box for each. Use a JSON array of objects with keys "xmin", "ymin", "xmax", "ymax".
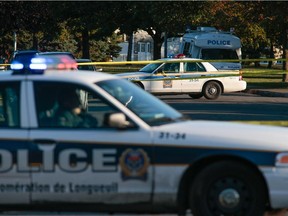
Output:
[{"xmin": 0, "ymin": 1, "xmax": 287, "ymax": 63}]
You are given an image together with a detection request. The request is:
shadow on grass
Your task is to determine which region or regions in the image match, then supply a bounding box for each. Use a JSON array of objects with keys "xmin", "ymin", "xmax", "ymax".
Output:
[{"xmin": 245, "ymin": 81, "xmax": 288, "ymax": 89}]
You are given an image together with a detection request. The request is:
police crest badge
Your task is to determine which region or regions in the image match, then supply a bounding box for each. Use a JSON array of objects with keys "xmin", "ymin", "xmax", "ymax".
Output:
[
  {"xmin": 163, "ymin": 80, "xmax": 172, "ymax": 88},
  {"xmin": 119, "ymin": 148, "xmax": 150, "ymax": 181}
]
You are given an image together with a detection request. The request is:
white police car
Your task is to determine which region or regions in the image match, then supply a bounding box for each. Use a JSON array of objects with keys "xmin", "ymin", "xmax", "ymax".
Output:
[
  {"xmin": 0, "ymin": 55, "xmax": 287, "ymax": 216},
  {"xmin": 117, "ymin": 55, "xmax": 247, "ymax": 100}
]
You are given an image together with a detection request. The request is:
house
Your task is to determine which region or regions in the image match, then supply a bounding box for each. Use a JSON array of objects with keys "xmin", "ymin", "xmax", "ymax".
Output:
[{"xmin": 113, "ymin": 30, "xmax": 153, "ymax": 61}]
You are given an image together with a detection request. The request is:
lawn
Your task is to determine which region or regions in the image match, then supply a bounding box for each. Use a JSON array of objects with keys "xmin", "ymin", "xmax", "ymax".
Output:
[{"xmin": 242, "ymin": 66, "xmax": 288, "ymax": 89}]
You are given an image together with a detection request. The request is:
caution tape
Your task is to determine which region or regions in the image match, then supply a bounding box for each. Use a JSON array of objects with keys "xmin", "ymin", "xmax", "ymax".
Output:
[
  {"xmin": 2, "ymin": 58, "xmax": 287, "ymax": 66},
  {"xmin": 78, "ymin": 58, "xmax": 287, "ymax": 65},
  {"xmin": 235, "ymin": 121, "xmax": 288, "ymax": 127}
]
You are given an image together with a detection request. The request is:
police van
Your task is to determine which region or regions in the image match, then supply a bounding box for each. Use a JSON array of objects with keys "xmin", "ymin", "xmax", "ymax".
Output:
[
  {"xmin": 0, "ymin": 55, "xmax": 287, "ymax": 216},
  {"xmin": 179, "ymin": 27, "xmax": 242, "ymax": 70}
]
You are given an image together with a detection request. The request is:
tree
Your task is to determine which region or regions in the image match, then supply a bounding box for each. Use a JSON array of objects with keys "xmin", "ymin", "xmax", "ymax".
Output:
[
  {"xmin": 52, "ymin": 2, "xmax": 120, "ymax": 59},
  {"xmin": 259, "ymin": 2, "xmax": 288, "ymax": 80},
  {"xmin": 201, "ymin": 2, "xmax": 269, "ymax": 65},
  {"xmin": 116, "ymin": 2, "xmax": 206, "ymax": 60}
]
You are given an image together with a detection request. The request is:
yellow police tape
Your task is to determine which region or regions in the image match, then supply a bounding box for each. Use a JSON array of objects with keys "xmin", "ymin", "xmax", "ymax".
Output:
[
  {"xmin": 1, "ymin": 58, "xmax": 287, "ymax": 65},
  {"xmin": 1, "ymin": 58, "xmax": 287, "ymax": 75},
  {"xmin": 78, "ymin": 58, "xmax": 287, "ymax": 65},
  {"xmin": 236, "ymin": 121, "xmax": 288, "ymax": 127}
]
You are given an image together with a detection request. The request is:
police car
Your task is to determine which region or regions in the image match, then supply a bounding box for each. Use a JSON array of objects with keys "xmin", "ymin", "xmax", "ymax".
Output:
[
  {"xmin": 117, "ymin": 55, "xmax": 247, "ymax": 100},
  {"xmin": 0, "ymin": 55, "xmax": 287, "ymax": 216}
]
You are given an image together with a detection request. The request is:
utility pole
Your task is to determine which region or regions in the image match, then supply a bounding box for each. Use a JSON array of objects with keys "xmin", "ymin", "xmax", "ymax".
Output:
[{"xmin": 13, "ymin": 31, "xmax": 17, "ymax": 52}]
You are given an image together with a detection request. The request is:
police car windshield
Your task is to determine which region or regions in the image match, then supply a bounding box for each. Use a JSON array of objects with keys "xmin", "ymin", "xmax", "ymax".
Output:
[
  {"xmin": 201, "ymin": 49, "xmax": 238, "ymax": 60},
  {"xmin": 139, "ymin": 63, "xmax": 162, "ymax": 73},
  {"xmin": 97, "ymin": 79, "xmax": 184, "ymax": 126}
]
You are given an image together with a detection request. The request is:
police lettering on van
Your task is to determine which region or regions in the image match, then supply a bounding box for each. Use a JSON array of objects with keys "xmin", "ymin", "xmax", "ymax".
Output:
[{"xmin": 207, "ymin": 40, "xmax": 231, "ymax": 46}]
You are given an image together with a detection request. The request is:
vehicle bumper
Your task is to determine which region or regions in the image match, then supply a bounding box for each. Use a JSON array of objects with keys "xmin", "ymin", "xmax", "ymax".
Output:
[
  {"xmin": 262, "ymin": 167, "xmax": 288, "ymax": 208},
  {"xmin": 223, "ymin": 80, "xmax": 247, "ymax": 93}
]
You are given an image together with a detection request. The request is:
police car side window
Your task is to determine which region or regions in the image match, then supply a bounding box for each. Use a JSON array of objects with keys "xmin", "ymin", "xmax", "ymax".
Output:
[
  {"xmin": 0, "ymin": 82, "xmax": 20, "ymax": 128},
  {"xmin": 34, "ymin": 82, "xmax": 121, "ymax": 129},
  {"xmin": 163, "ymin": 63, "xmax": 179, "ymax": 73},
  {"xmin": 185, "ymin": 62, "xmax": 206, "ymax": 72}
]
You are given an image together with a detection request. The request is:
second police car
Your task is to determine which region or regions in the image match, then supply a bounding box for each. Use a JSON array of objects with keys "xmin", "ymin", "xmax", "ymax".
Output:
[
  {"xmin": 0, "ymin": 55, "xmax": 287, "ymax": 216},
  {"xmin": 117, "ymin": 55, "xmax": 246, "ymax": 100}
]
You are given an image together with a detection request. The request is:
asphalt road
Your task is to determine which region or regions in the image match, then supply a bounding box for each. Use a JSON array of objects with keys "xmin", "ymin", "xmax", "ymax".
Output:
[{"xmin": 159, "ymin": 91, "xmax": 288, "ymax": 121}]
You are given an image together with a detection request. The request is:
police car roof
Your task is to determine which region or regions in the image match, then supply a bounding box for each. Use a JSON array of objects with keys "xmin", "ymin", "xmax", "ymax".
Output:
[
  {"xmin": 0, "ymin": 67, "xmax": 119, "ymax": 83},
  {"xmin": 2, "ymin": 69, "xmax": 118, "ymax": 84},
  {"xmin": 8, "ymin": 54, "xmax": 119, "ymax": 83},
  {"xmin": 159, "ymin": 58, "xmax": 202, "ymax": 61},
  {"xmin": 40, "ymin": 70, "xmax": 117, "ymax": 84}
]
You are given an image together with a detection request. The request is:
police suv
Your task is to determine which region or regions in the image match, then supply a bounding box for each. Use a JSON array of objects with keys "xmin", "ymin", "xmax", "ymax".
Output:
[
  {"xmin": 0, "ymin": 55, "xmax": 287, "ymax": 216},
  {"xmin": 117, "ymin": 55, "xmax": 246, "ymax": 100}
]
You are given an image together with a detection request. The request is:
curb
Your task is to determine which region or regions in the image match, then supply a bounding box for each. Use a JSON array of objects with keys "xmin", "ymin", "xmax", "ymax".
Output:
[{"xmin": 245, "ymin": 89, "xmax": 288, "ymax": 98}]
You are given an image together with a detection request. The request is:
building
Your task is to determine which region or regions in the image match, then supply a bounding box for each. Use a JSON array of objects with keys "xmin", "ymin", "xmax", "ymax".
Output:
[{"xmin": 113, "ymin": 30, "xmax": 153, "ymax": 61}]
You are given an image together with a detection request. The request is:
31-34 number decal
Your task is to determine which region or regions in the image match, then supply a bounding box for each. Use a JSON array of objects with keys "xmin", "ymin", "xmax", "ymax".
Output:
[{"xmin": 159, "ymin": 132, "xmax": 186, "ymax": 140}]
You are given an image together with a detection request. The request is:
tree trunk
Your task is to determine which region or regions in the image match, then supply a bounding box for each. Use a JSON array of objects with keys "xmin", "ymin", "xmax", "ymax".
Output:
[
  {"xmin": 127, "ymin": 32, "xmax": 133, "ymax": 61},
  {"xmin": 82, "ymin": 29, "xmax": 90, "ymax": 59},
  {"xmin": 152, "ymin": 33, "xmax": 163, "ymax": 60},
  {"xmin": 32, "ymin": 32, "xmax": 38, "ymax": 51},
  {"xmin": 282, "ymin": 28, "xmax": 288, "ymax": 82},
  {"xmin": 268, "ymin": 41, "xmax": 274, "ymax": 69},
  {"xmin": 283, "ymin": 49, "xmax": 288, "ymax": 82}
]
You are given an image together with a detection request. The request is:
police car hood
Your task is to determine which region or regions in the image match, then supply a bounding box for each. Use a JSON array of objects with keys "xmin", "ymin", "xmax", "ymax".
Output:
[
  {"xmin": 117, "ymin": 72, "xmax": 151, "ymax": 78},
  {"xmin": 153, "ymin": 120, "xmax": 288, "ymax": 152},
  {"xmin": 211, "ymin": 62, "xmax": 242, "ymax": 70}
]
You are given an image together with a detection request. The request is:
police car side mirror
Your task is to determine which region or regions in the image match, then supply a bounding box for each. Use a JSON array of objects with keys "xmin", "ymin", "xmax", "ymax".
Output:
[{"xmin": 108, "ymin": 113, "xmax": 131, "ymax": 129}]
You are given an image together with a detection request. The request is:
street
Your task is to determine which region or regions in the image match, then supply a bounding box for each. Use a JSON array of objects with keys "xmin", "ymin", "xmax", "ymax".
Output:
[{"xmin": 159, "ymin": 91, "xmax": 288, "ymax": 121}]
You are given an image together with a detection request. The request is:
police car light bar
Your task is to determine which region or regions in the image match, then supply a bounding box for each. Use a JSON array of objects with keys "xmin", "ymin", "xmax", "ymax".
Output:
[
  {"xmin": 12, "ymin": 55, "xmax": 77, "ymax": 75},
  {"xmin": 10, "ymin": 61, "xmax": 24, "ymax": 70},
  {"xmin": 174, "ymin": 54, "xmax": 186, "ymax": 59}
]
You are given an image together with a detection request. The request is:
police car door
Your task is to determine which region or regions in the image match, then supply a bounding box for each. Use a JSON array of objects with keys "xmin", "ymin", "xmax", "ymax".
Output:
[
  {"xmin": 0, "ymin": 80, "xmax": 30, "ymax": 204},
  {"xmin": 152, "ymin": 62, "xmax": 182, "ymax": 93},
  {"xmin": 29, "ymin": 80, "xmax": 153, "ymax": 205},
  {"xmin": 181, "ymin": 61, "xmax": 207, "ymax": 92}
]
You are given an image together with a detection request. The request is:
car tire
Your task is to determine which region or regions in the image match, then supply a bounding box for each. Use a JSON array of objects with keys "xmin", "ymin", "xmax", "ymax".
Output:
[
  {"xmin": 189, "ymin": 161, "xmax": 266, "ymax": 216},
  {"xmin": 202, "ymin": 81, "xmax": 221, "ymax": 100},
  {"xmin": 188, "ymin": 93, "xmax": 203, "ymax": 99}
]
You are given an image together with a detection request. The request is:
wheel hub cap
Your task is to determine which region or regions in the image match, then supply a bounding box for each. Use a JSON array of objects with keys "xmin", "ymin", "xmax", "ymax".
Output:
[
  {"xmin": 218, "ymin": 188, "xmax": 240, "ymax": 208},
  {"xmin": 208, "ymin": 87, "xmax": 216, "ymax": 94}
]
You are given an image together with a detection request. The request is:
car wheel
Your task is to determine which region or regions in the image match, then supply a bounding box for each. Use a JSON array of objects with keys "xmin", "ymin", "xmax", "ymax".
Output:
[
  {"xmin": 189, "ymin": 161, "xmax": 266, "ymax": 216},
  {"xmin": 188, "ymin": 93, "xmax": 203, "ymax": 99},
  {"xmin": 203, "ymin": 81, "xmax": 221, "ymax": 99}
]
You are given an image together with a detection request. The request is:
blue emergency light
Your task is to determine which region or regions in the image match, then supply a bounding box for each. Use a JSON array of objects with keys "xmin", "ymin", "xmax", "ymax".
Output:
[
  {"xmin": 10, "ymin": 61, "xmax": 24, "ymax": 70},
  {"xmin": 12, "ymin": 55, "xmax": 77, "ymax": 75}
]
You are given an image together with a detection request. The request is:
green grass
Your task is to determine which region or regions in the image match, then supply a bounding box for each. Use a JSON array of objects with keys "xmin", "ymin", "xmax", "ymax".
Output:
[{"xmin": 242, "ymin": 66, "xmax": 288, "ymax": 89}]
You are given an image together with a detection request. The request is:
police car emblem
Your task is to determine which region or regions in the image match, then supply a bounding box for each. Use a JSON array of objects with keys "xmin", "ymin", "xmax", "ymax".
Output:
[
  {"xmin": 119, "ymin": 148, "xmax": 149, "ymax": 181},
  {"xmin": 163, "ymin": 80, "xmax": 172, "ymax": 88}
]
